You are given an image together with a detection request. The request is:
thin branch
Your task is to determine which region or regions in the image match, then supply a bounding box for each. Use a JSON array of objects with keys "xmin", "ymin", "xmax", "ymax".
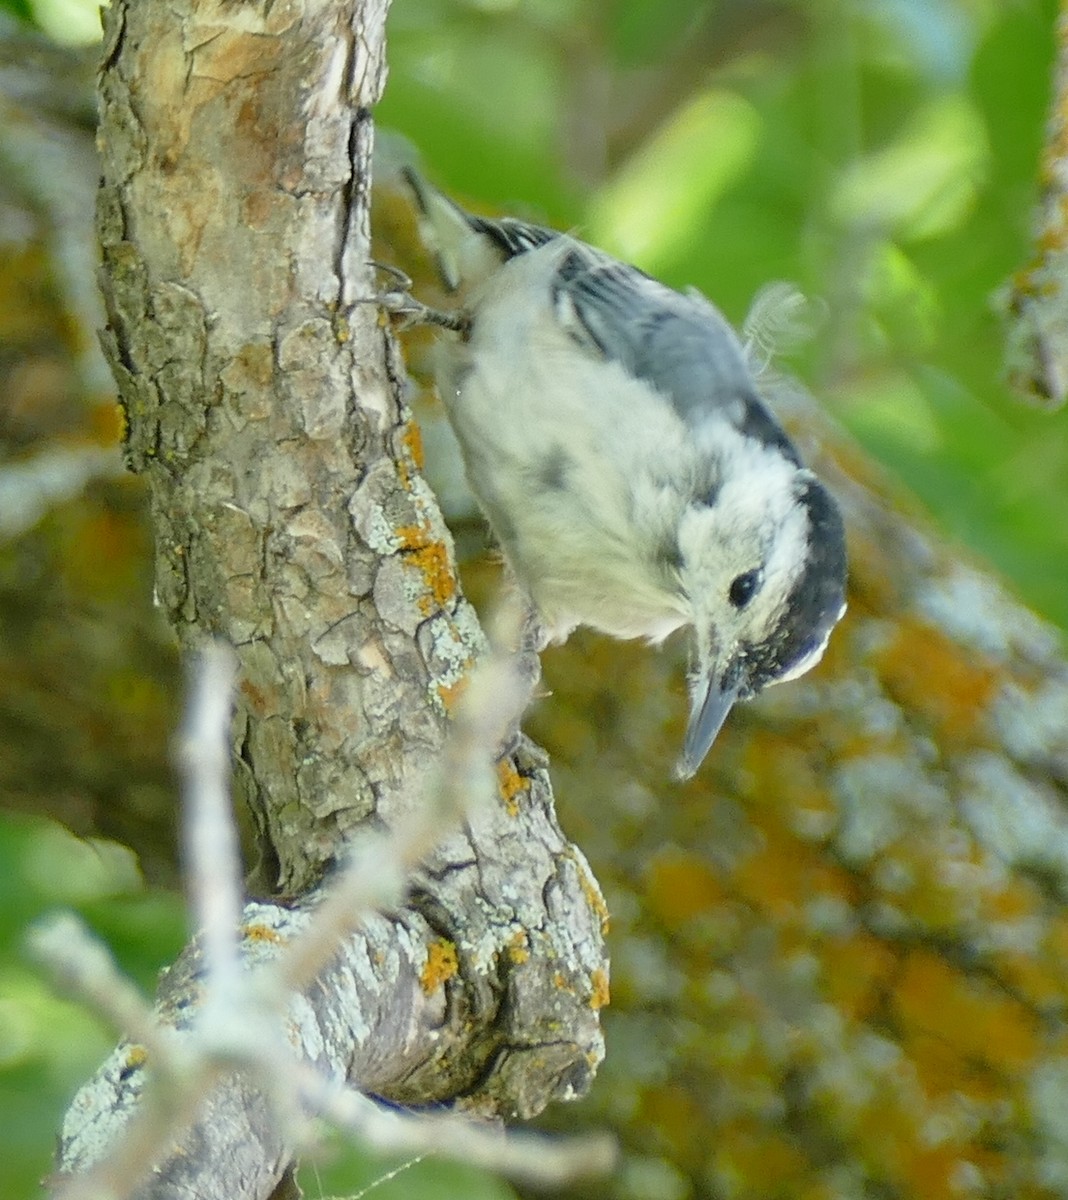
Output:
[
  {"xmin": 175, "ymin": 644, "xmax": 243, "ymax": 1000},
  {"xmin": 43, "ymin": 639, "xmax": 612, "ymax": 1198},
  {"xmin": 297, "ymin": 1064, "xmax": 617, "ymax": 1187},
  {"xmin": 27, "ymin": 914, "xmax": 170, "ymax": 1060}
]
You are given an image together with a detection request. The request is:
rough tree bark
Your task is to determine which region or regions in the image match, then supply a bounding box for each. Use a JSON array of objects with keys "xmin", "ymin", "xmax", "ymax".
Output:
[{"xmin": 53, "ymin": 2, "xmax": 608, "ymax": 1196}]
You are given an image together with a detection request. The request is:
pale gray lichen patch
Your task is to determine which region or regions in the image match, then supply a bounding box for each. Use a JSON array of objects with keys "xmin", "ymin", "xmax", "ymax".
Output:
[
  {"xmin": 418, "ymin": 601, "xmax": 487, "ymax": 711},
  {"xmin": 992, "ymin": 680, "xmax": 1068, "ymax": 781},
  {"xmin": 808, "ymin": 1025, "xmax": 918, "ymax": 1150},
  {"xmin": 349, "ymin": 462, "xmax": 411, "ymax": 554},
  {"xmin": 59, "ymin": 1042, "xmax": 148, "ymax": 1173},
  {"xmin": 286, "ymin": 992, "xmax": 325, "ymax": 1061},
  {"xmin": 831, "ymin": 752, "xmax": 954, "ymax": 866},
  {"xmin": 240, "ymin": 901, "xmax": 308, "ymax": 959},
  {"xmin": 829, "ymin": 671, "xmax": 910, "ymax": 743},
  {"xmin": 918, "ymin": 566, "xmax": 1062, "ymax": 666},
  {"xmin": 612, "ymin": 935, "xmax": 685, "ymax": 1005},
  {"xmin": 959, "ymin": 752, "xmax": 1068, "ymax": 885},
  {"xmin": 617, "ymin": 1153, "xmax": 689, "ymax": 1200},
  {"xmin": 803, "ymin": 892, "xmax": 856, "ymax": 935}
]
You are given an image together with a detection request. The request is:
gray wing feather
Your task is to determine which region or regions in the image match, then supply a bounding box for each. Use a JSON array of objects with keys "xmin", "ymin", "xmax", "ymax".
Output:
[
  {"xmin": 549, "ymin": 247, "xmax": 792, "ymax": 450},
  {"xmin": 460, "ymin": 214, "xmax": 801, "ymax": 458}
]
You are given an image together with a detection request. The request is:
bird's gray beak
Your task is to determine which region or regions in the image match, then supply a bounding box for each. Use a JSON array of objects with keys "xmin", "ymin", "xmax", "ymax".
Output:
[{"xmin": 676, "ymin": 673, "xmax": 740, "ymax": 781}]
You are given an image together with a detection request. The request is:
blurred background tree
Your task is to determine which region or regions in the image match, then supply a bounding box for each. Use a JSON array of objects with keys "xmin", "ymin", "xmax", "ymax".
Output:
[{"xmin": 2, "ymin": 0, "xmax": 1066, "ymax": 1197}]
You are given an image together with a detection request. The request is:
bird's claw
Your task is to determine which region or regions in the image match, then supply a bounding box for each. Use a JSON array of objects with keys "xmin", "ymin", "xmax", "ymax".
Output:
[{"xmin": 358, "ymin": 261, "xmax": 469, "ymax": 333}]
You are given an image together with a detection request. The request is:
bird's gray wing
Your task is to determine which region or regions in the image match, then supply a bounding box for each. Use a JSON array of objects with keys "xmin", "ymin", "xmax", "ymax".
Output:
[{"xmin": 550, "ymin": 248, "xmax": 799, "ymax": 461}]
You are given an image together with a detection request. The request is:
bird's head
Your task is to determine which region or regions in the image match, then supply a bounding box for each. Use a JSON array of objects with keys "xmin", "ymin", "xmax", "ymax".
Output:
[{"xmin": 674, "ymin": 450, "xmax": 847, "ymax": 779}]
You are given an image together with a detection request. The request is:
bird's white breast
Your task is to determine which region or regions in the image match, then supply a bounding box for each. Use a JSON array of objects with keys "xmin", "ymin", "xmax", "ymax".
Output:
[{"xmin": 436, "ymin": 243, "xmax": 695, "ymax": 642}]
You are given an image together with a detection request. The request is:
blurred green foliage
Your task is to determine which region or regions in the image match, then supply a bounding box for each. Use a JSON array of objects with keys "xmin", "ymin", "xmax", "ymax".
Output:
[
  {"xmin": 0, "ymin": 813, "xmax": 186, "ymax": 1198},
  {"xmin": 3, "ymin": 0, "xmax": 1067, "ymax": 1196},
  {"xmin": 0, "ymin": 0, "xmax": 99, "ymax": 43}
]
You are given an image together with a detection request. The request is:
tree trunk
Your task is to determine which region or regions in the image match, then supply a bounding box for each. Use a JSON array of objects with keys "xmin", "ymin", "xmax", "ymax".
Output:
[{"xmin": 54, "ymin": 1, "xmax": 608, "ymax": 1195}]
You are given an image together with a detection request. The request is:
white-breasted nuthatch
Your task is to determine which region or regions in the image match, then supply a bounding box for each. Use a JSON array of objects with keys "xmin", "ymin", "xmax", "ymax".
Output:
[{"xmin": 395, "ymin": 169, "xmax": 847, "ymax": 779}]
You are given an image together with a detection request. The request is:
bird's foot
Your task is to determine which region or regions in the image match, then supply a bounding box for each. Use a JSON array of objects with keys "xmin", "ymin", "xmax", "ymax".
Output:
[{"xmin": 358, "ymin": 262, "xmax": 470, "ymax": 334}]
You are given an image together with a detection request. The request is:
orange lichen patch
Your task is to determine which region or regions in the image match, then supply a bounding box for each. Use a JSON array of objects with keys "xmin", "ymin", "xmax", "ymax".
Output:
[
  {"xmin": 88, "ymin": 400, "xmax": 126, "ymax": 445},
  {"xmin": 894, "ymin": 951, "xmax": 1039, "ymax": 1076},
  {"xmin": 640, "ymin": 1084, "xmax": 710, "ymax": 1168},
  {"xmin": 899, "ymin": 1028, "xmax": 974, "ymax": 1101},
  {"xmin": 436, "ymin": 674, "xmax": 470, "ymax": 713},
  {"xmin": 988, "ymin": 947, "xmax": 1066, "ymax": 1011},
  {"xmin": 496, "ymin": 758, "xmax": 528, "ymax": 816},
  {"xmin": 732, "ymin": 819, "xmax": 857, "ymax": 924},
  {"xmin": 848, "ymin": 1087, "xmax": 924, "ymax": 1174},
  {"xmin": 852, "ymin": 1068, "xmax": 1009, "ymax": 1198},
  {"xmin": 420, "ymin": 938, "xmax": 459, "ymax": 994},
  {"xmin": 901, "ymin": 1030, "xmax": 1003, "ymax": 1109},
  {"xmin": 242, "ymin": 922, "xmax": 284, "ymax": 944},
  {"xmin": 507, "ymin": 929, "xmax": 530, "ymax": 964},
  {"xmin": 552, "ymin": 971, "xmax": 575, "ymax": 994},
  {"xmin": 401, "ymin": 419, "xmax": 426, "ymax": 471},
  {"xmin": 813, "ymin": 615, "xmax": 853, "ymax": 681},
  {"xmin": 740, "ymin": 732, "xmax": 834, "ymax": 815},
  {"xmin": 589, "ymin": 967, "xmax": 610, "ymax": 1010},
  {"xmin": 713, "ymin": 1119, "xmax": 808, "ymax": 1193},
  {"xmin": 395, "ymin": 522, "xmax": 456, "ymax": 612},
  {"xmin": 124, "ymin": 1044, "xmax": 149, "ymax": 1072},
  {"xmin": 645, "ymin": 848, "xmax": 726, "ymax": 927},
  {"xmin": 981, "ymin": 874, "xmax": 1041, "ymax": 923},
  {"xmin": 819, "ymin": 931, "xmax": 897, "ymax": 1021},
  {"xmin": 898, "ymin": 1141, "xmax": 970, "ymax": 1200},
  {"xmin": 872, "ymin": 617, "xmax": 998, "ymax": 744},
  {"xmin": 395, "ymin": 421, "xmax": 427, "ymax": 491}
]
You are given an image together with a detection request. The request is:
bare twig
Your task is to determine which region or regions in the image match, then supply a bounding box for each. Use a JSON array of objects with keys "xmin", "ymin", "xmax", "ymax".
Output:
[
  {"xmin": 42, "ymin": 640, "xmax": 612, "ymax": 1198},
  {"xmin": 176, "ymin": 644, "xmax": 243, "ymax": 1001},
  {"xmin": 296, "ymin": 1063, "xmax": 617, "ymax": 1187},
  {"xmin": 27, "ymin": 913, "xmax": 170, "ymax": 1061}
]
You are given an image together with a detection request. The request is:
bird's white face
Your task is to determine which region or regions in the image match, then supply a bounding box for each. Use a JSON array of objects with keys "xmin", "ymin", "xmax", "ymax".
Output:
[
  {"xmin": 675, "ymin": 455, "xmax": 847, "ymax": 777},
  {"xmin": 679, "ymin": 446, "xmax": 812, "ymax": 662}
]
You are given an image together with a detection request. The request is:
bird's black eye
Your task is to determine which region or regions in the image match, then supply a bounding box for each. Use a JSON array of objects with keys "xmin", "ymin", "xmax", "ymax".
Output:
[{"xmin": 728, "ymin": 569, "xmax": 761, "ymax": 609}]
